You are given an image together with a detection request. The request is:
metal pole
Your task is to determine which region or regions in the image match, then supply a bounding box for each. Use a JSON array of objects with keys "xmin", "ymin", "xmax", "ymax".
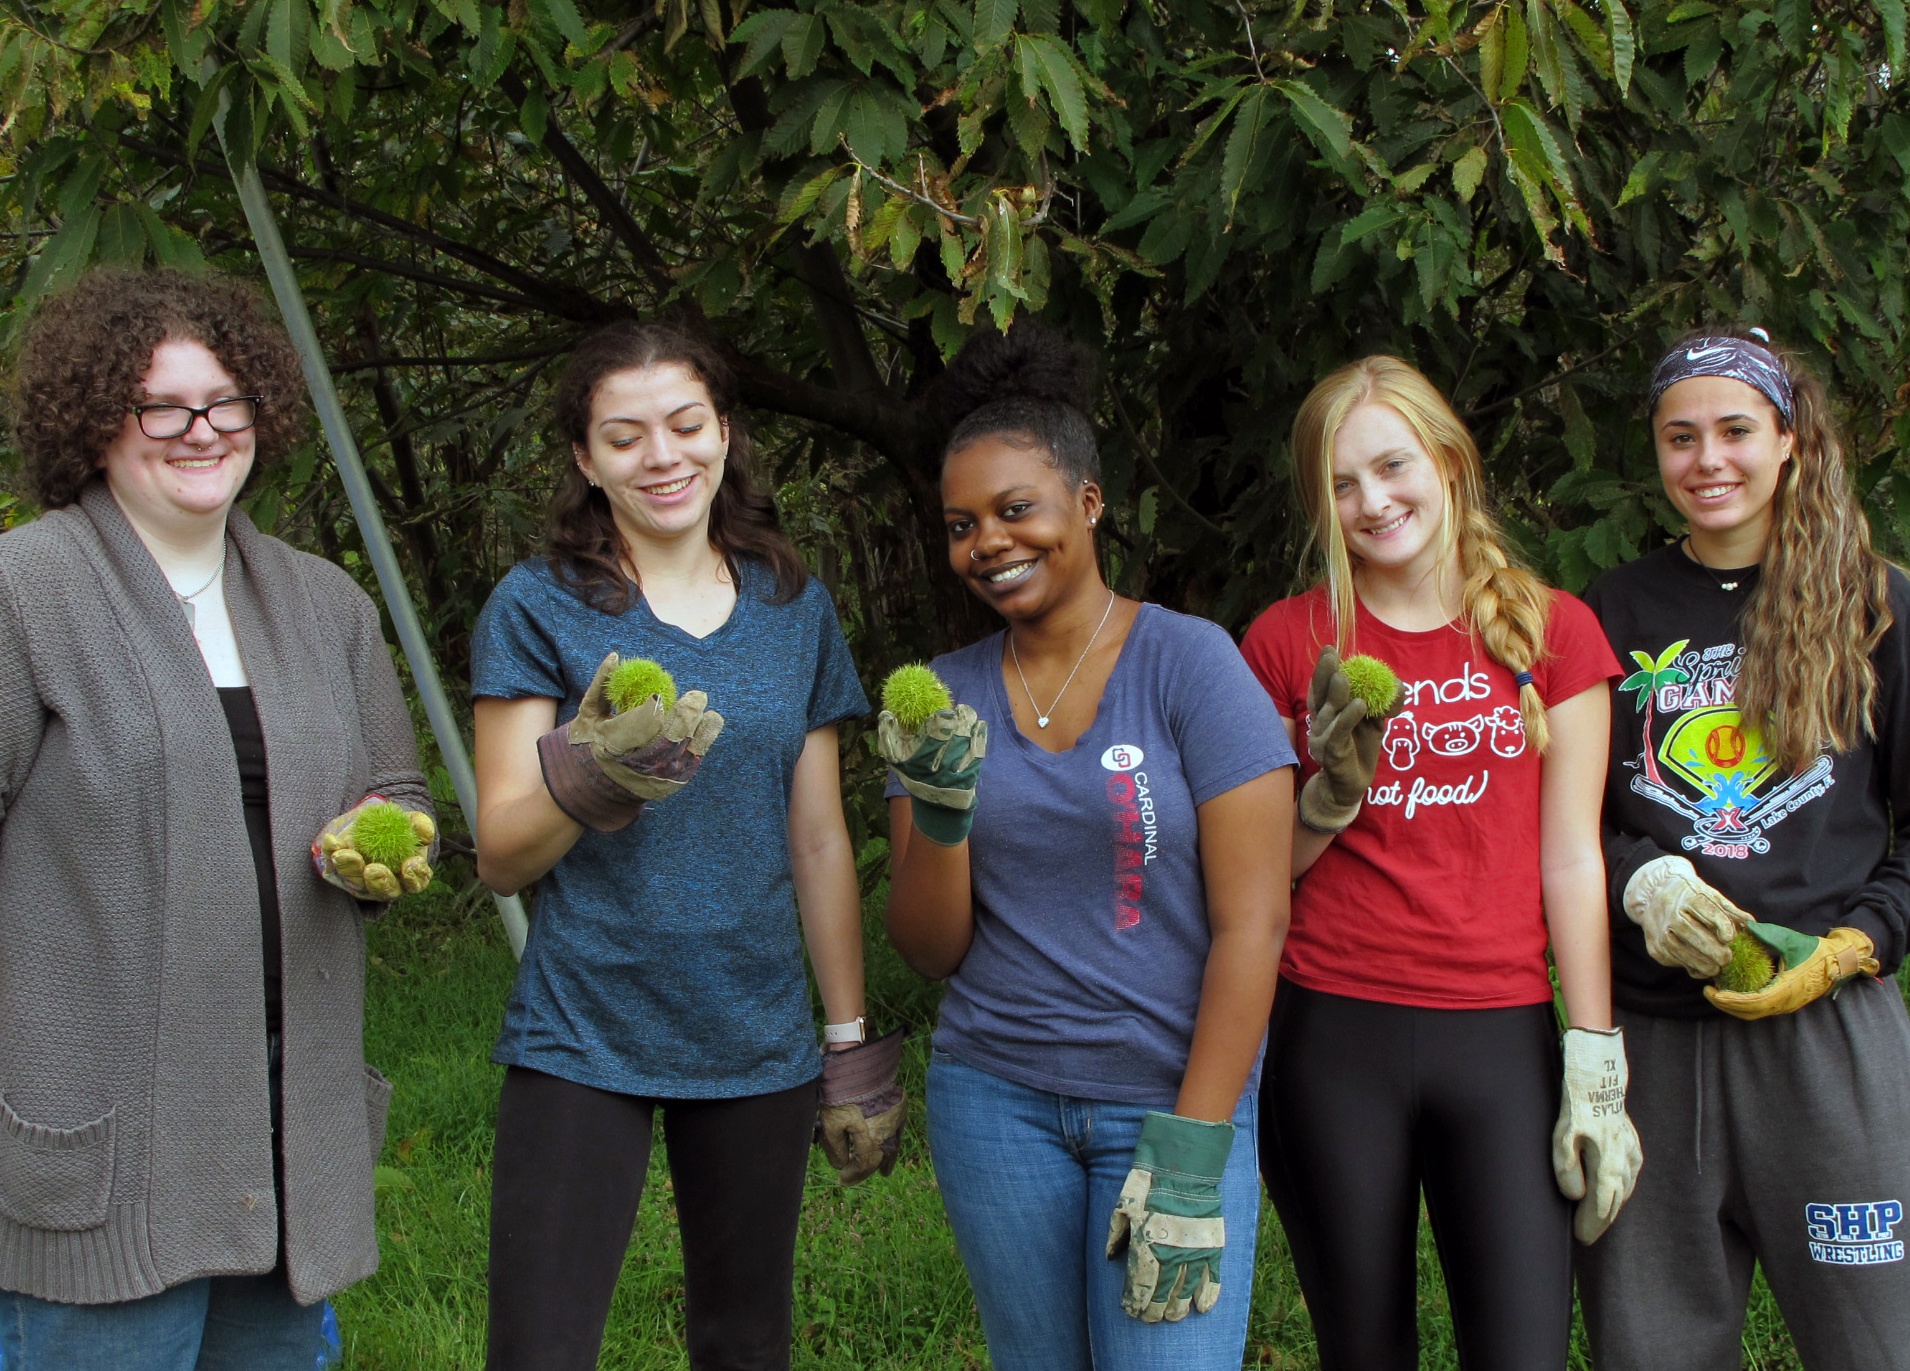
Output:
[{"xmin": 218, "ymin": 142, "xmax": 529, "ymax": 958}]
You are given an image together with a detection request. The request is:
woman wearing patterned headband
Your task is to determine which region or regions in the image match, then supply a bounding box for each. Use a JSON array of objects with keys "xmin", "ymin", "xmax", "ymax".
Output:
[
  {"xmin": 1578, "ymin": 328, "xmax": 1910, "ymax": 1367},
  {"xmin": 1240, "ymin": 356, "xmax": 1639, "ymax": 1370}
]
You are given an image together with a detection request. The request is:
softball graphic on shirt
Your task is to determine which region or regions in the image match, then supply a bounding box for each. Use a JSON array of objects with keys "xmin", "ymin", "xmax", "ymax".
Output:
[{"xmin": 1617, "ymin": 638, "xmax": 1833, "ymax": 860}]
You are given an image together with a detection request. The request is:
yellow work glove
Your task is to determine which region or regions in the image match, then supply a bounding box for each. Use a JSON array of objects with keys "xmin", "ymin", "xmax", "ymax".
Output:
[{"xmin": 1704, "ymin": 922, "xmax": 1880, "ymax": 1020}]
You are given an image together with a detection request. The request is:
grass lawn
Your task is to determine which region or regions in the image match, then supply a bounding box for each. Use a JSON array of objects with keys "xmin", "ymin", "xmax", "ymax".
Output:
[{"xmin": 335, "ymin": 870, "xmax": 1808, "ymax": 1369}]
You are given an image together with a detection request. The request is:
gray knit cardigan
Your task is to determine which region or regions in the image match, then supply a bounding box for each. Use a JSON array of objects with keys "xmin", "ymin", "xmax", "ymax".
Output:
[{"xmin": 0, "ymin": 483, "xmax": 429, "ymax": 1306}]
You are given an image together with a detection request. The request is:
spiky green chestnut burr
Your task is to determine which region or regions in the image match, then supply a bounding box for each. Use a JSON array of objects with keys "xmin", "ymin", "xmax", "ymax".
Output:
[
  {"xmin": 606, "ymin": 657, "xmax": 677, "ymax": 714},
  {"xmin": 1341, "ymin": 654, "xmax": 1403, "ymax": 718},
  {"xmin": 882, "ymin": 664, "xmax": 953, "ymax": 732},
  {"xmin": 1717, "ymin": 931, "xmax": 1777, "ymax": 994},
  {"xmin": 351, "ymin": 801, "xmax": 422, "ymax": 870}
]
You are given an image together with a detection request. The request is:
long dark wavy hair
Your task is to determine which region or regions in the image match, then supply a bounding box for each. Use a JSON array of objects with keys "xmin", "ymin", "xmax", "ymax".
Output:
[{"xmin": 546, "ymin": 322, "xmax": 806, "ymax": 612}]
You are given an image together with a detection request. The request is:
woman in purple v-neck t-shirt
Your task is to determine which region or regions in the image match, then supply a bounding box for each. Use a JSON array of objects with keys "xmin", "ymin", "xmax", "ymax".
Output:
[{"xmin": 883, "ymin": 326, "xmax": 1295, "ymax": 1371}]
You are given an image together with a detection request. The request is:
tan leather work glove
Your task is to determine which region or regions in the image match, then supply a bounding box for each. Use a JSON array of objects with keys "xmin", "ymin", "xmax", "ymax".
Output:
[
  {"xmin": 1704, "ymin": 922, "xmax": 1880, "ymax": 1020},
  {"xmin": 537, "ymin": 652, "xmax": 725, "ymax": 831},
  {"xmin": 1552, "ymin": 1027, "xmax": 1644, "ymax": 1244},
  {"xmin": 1622, "ymin": 855, "xmax": 1752, "ymax": 979},
  {"xmin": 817, "ymin": 1031, "xmax": 906, "ymax": 1185},
  {"xmin": 1297, "ymin": 646, "xmax": 1384, "ymax": 834}
]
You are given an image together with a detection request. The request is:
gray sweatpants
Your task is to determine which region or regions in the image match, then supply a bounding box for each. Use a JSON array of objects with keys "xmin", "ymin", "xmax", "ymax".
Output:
[{"xmin": 1577, "ymin": 975, "xmax": 1910, "ymax": 1370}]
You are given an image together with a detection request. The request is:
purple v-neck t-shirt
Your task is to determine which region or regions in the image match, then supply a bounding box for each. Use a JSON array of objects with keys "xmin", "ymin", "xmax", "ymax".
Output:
[{"xmin": 889, "ymin": 603, "xmax": 1294, "ymax": 1106}]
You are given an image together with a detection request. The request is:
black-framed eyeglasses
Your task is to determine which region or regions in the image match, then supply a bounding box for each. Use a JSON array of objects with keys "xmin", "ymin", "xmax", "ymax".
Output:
[{"xmin": 129, "ymin": 396, "xmax": 263, "ymax": 440}]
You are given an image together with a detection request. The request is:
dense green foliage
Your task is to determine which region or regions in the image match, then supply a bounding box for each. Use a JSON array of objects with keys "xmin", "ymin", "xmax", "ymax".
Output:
[{"xmin": 2, "ymin": 0, "xmax": 1906, "ymax": 714}]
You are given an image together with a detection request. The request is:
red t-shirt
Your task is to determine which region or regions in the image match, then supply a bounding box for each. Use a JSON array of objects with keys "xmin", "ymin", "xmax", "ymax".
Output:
[{"xmin": 1241, "ymin": 586, "xmax": 1620, "ymax": 1009}]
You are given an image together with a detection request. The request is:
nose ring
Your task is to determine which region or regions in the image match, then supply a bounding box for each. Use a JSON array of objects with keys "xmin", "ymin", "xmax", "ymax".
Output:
[{"xmin": 970, "ymin": 549, "xmax": 982, "ymax": 561}]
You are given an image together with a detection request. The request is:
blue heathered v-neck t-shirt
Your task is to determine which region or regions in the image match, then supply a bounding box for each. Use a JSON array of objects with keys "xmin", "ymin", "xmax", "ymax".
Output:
[
  {"xmin": 472, "ymin": 557, "xmax": 868, "ymax": 1098},
  {"xmin": 888, "ymin": 603, "xmax": 1295, "ymax": 1106}
]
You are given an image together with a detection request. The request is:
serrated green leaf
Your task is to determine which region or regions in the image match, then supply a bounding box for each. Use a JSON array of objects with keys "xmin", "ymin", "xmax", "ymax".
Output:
[
  {"xmin": 518, "ymin": 83, "xmax": 548, "ymax": 142},
  {"xmin": 55, "ymin": 155, "xmax": 106, "ymax": 222},
  {"xmin": 1500, "ymin": 3, "xmax": 1528, "ymax": 100},
  {"xmin": 1555, "ymin": 0, "xmax": 1610, "ymax": 80},
  {"xmin": 804, "ymin": 81, "xmax": 854, "ymax": 157},
  {"xmin": 1479, "ymin": 7, "xmax": 1504, "ymax": 103},
  {"xmin": 18, "ymin": 205, "xmax": 100, "ymax": 313},
  {"xmin": 730, "ymin": 11, "xmax": 790, "ymax": 77},
  {"xmin": 1394, "ymin": 161, "xmax": 1436, "ymax": 194},
  {"xmin": 1339, "ymin": 203, "xmax": 1401, "ymax": 246},
  {"xmin": 1220, "ymin": 84, "xmax": 1273, "ymax": 228},
  {"xmin": 1559, "ymin": 383, "xmax": 1597, "ymax": 469},
  {"xmin": 1607, "ymin": 0, "xmax": 1634, "ymax": 95},
  {"xmin": 1452, "ymin": 144, "xmax": 1488, "ymax": 202},
  {"xmin": 842, "ymin": 85, "xmax": 907, "ymax": 166},
  {"xmin": 974, "ymin": 0, "xmax": 1016, "ymax": 48},
  {"xmin": 536, "ymin": 0, "xmax": 589, "ymax": 50},
  {"xmin": 268, "ymin": 0, "xmax": 295, "ymax": 70},
  {"xmin": 1175, "ymin": 81, "xmax": 1250, "ymax": 168},
  {"xmin": 784, "ymin": 14, "xmax": 825, "ymax": 79},
  {"xmin": 1616, "ymin": 149, "xmax": 1660, "ymax": 206},
  {"xmin": 1879, "ymin": 0, "xmax": 1909, "ymax": 76},
  {"xmin": 96, "ymin": 204, "xmax": 147, "ymax": 265},
  {"xmin": 1025, "ymin": 34, "xmax": 1090, "ymax": 153},
  {"xmin": 1272, "ymin": 78, "xmax": 1353, "ymax": 161},
  {"xmin": 778, "ymin": 166, "xmax": 843, "ymax": 225},
  {"xmin": 890, "ymin": 205, "xmax": 923, "ymax": 270}
]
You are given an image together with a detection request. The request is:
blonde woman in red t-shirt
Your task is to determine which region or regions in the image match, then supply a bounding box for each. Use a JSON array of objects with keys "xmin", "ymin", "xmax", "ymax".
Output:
[{"xmin": 1239, "ymin": 356, "xmax": 1642, "ymax": 1370}]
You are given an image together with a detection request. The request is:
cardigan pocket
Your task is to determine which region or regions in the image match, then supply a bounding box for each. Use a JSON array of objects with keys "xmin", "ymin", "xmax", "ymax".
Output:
[
  {"xmin": 364, "ymin": 1066, "xmax": 394, "ymax": 1162},
  {"xmin": 0, "ymin": 1094, "xmax": 115, "ymax": 1232}
]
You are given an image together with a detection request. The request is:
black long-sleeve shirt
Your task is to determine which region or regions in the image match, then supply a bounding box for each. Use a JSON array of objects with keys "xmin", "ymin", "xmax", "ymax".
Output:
[{"xmin": 1582, "ymin": 542, "xmax": 1910, "ymax": 1018}]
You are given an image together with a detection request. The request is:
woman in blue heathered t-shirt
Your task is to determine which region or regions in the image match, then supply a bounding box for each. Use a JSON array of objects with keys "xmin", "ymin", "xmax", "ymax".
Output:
[
  {"xmin": 468, "ymin": 322, "xmax": 900, "ymax": 1371},
  {"xmin": 881, "ymin": 323, "xmax": 1297, "ymax": 1371}
]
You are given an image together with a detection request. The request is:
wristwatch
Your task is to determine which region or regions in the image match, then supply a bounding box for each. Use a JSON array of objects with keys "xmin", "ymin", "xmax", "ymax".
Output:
[{"xmin": 823, "ymin": 1016, "xmax": 867, "ymax": 1045}]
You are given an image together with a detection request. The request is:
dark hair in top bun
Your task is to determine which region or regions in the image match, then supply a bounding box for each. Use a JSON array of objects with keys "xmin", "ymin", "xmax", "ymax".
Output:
[{"xmin": 941, "ymin": 321, "xmax": 1099, "ymax": 487}]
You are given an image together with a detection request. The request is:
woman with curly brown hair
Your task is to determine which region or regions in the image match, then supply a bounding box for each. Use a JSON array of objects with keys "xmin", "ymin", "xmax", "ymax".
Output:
[{"xmin": 0, "ymin": 267, "xmax": 433, "ymax": 1370}]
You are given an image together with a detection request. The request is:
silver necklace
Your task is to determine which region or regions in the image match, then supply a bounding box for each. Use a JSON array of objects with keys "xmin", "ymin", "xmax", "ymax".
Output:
[
  {"xmin": 1684, "ymin": 536, "xmax": 1747, "ymax": 592},
  {"xmin": 173, "ymin": 550, "xmax": 226, "ymax": 629},
  {"xmin": 1010, "ymin": 592, "xmax": 1117, "ymax": 729}
]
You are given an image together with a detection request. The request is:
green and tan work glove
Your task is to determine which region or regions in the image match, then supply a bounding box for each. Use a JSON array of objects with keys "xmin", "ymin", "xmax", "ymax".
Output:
[
  {"xmin": 1105, "ymin": 1111, "xmax": 1233, "ymax": 1322},
  {"xmin": 1552, "ymin": 1027, "xmax": 1644, "ymax": 1244},
  {"xmin": 1298, "ymin": 646, "xmax": 1385, "ymax": 834},
  {"xmin": 1704, "ymin": 921, "xmax": 1880, "ymax": 1020},
  {"xmin": 817, "ymin": 1031, "xmax": 907, "ymax": 1186},
  {"xmin": 537, "ymin": 652, "xmax": 725, "ymax": 831},
  {"xmin": 876, "ymin": 704, "xmax": 988, "ymax": 846},
  {"xmin": 1622, "ymin": 855, "xmax": 1752, "ymax": 980}
]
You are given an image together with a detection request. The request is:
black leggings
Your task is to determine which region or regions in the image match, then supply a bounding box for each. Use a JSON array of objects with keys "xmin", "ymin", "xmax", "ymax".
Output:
[
  {"xmin": 486, "ymin": 1066, "xmax": 820, "ymax": 1371},
  {"xmin": 1259, "ymin": 983, "xmax": 1572, "ymax": 1371}
]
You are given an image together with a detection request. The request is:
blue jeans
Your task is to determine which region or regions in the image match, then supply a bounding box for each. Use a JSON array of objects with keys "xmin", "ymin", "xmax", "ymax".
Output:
[
  {"xmin": 926, "ymin": 1049, "xmax": 1260, "ymax": 1371},
  {"xmin": 0, "ymin": 1273, "xmax": 324, "ymax": 1371}
]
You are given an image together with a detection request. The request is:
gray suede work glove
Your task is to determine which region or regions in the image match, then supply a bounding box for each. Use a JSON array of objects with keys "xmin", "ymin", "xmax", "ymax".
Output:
[
  {"xmin": 1298, "ymin": 646, "xmax": 1383, "ymax": 834},
  {"xmin": 817, "ymin": 1031, "xmax": 907, "ymax": 1185},
  {"xmin": 537, "ymin": 652, "xmax": 724, "ymax": 831}
]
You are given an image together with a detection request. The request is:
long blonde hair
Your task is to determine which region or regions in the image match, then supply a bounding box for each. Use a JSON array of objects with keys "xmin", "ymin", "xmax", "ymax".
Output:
[
  {"xmin": 1290, "ymin": 355, "xmax": 1556, "ymax": 752},
  {"xmin": 1663, "ymin": 331, "xmax": 1892, "ymax": 771}
]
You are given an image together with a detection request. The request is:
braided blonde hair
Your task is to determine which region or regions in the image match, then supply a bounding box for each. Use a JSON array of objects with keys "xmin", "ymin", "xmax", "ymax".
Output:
[{"xmin": 1290, "ymin": 355, "xmax": 1556, "ymax": 751}]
